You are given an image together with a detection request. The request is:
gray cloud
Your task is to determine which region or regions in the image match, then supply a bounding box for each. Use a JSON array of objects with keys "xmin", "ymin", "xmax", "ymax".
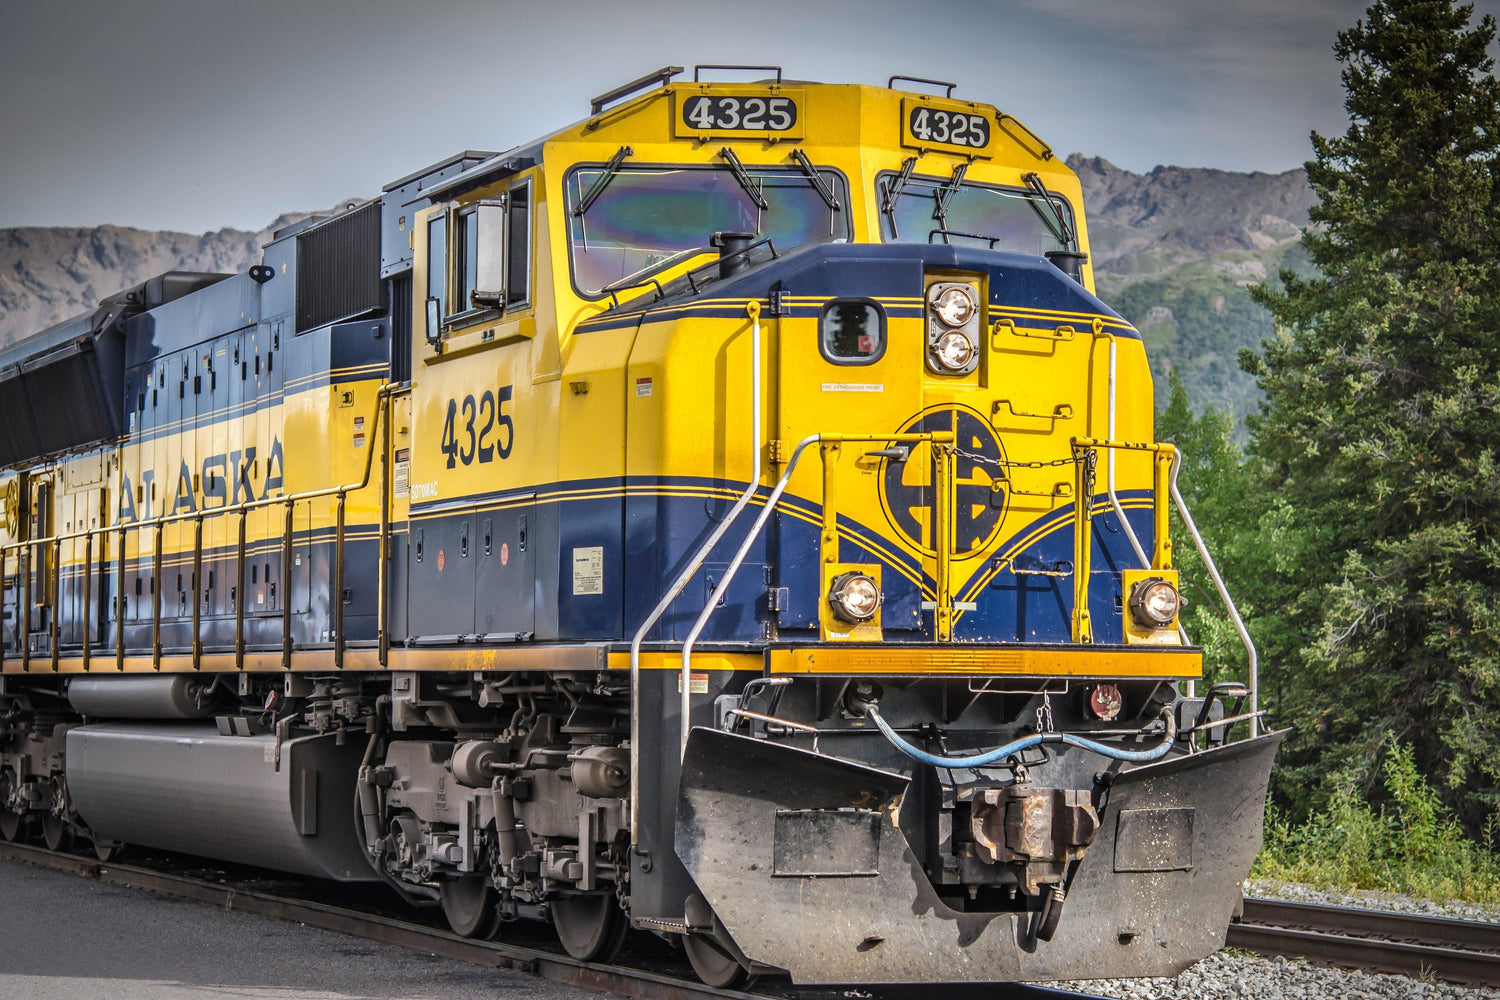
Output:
[{"xmin": 2, "ymin": 0, "xmax": 1497, "ymax": 232}]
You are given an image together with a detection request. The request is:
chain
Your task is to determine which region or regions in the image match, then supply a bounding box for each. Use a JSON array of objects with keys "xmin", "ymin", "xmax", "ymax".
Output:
[
  {"xmin": 1035, "ymin": 691, "xmax": 1056, "ymax": 733},
  {"xmin": 953, "ymin": 446, "xmax": 1086, "ymax": 472}
]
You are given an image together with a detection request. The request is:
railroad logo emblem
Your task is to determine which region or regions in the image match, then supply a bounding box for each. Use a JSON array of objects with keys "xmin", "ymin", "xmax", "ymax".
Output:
[{"xmin": 879, "ymin": 404, "xmax": 1007, "ymax": 556}]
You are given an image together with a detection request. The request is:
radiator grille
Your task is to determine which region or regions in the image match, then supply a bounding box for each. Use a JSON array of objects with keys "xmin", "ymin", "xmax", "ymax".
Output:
[{"xmin": 296, "ymin": 204, "xmax": 381, "ymax": 333}]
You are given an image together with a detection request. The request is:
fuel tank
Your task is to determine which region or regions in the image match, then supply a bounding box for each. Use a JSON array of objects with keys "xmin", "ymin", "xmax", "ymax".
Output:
[
  {"xmin": 68, "ymin": 675, "xmax": 224, "ymax": 719},
  {"xmin": 66, "ymin": 723, "xmax": 378, "ymax": 881}
]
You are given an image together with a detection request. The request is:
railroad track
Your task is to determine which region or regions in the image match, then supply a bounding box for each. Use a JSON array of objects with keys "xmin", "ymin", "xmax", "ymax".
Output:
[
  {"xmin": 1233, "ymin": 896, "xmax": 1500, "ymax": 986},
  {"xmin": 0, "ymin": 840, "xmax": 1100, "ymax": 1000}
]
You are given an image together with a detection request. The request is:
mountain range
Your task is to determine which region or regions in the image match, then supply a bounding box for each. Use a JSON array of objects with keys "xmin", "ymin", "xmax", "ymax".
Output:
[{"xmin": 0, "ymin": 158, "xmax": 1318, "ymax": 422}]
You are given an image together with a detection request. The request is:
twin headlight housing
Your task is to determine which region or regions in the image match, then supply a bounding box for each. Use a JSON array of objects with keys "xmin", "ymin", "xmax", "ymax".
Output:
[{"xmin": 926, "ymin": 282, "xmax": 981, "ymax": 375}]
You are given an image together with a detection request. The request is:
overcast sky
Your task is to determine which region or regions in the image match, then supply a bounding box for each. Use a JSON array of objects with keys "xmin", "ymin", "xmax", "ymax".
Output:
[{"xmin": 3, "ymin": 0, "xmax": 1497, "ymax": 233}]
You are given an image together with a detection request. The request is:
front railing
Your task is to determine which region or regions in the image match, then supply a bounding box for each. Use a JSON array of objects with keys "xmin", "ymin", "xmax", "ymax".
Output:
[
  {"xmin": 1070, "ymin": 434, "xmax": 1260, "ymax": 731},
  {"xmin": 0, "ymin": 384, "xmax": 397, "ymax": 673}
]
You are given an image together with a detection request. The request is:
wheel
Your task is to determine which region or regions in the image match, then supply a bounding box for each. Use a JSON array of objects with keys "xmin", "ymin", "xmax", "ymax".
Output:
[
  {"xmin": 440, "ymin": 877, "xmax": 500, "ymax": 939},
  {"xmin": 93, "ymin": 838, "xmax": 126, "ymax": 863},
  {"xmin": 0, "ymin": 771, "xmax": 21, "ymax": 842},
  {"xmin": 551, "ymin": 892, "xmax": 629, "ymax": 963},
  {"xmin": 41, "ymin": 814, "xmax": 72, "ymax": 853},
  {"xmin": 684, "ymin": 931, "xmax": 750, "ymax": 989},
  {"xmin": 0, "ymin": 808, "xmax": 22, "ymax": 843}
]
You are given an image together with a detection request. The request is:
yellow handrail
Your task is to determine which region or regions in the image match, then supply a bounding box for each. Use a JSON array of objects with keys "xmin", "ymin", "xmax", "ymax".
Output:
[
  {"xmin": 0, "ymin": 384, "xmax": 397, "ymax": 673},
  {"xmin": 1069, "ymin": 436, "xmax": 1176, "ymax": 644}
]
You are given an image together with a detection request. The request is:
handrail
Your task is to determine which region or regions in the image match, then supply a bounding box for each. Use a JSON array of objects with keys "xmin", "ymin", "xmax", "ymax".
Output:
[
  {"xmin": 1168, "ymin": 449, "xmax": 1259, "ymax": 734},
  {"xmin": 677, "ymin": 429, "xmax": 956, "ymax": 758},
  {"xmin": 1092, "ymin": 328, "xmax": 1151, "ymax": 571},
  {"xmin": 630, "ymin": 303, "xmax": 763, "ymax": 846},
  {"xmin": 1, "ymin": 383, "xmax": 397, "ymax": 671},
  {"xmin": 1069, "ymin": 437, "xmax": 1175, "ymax": 645}
]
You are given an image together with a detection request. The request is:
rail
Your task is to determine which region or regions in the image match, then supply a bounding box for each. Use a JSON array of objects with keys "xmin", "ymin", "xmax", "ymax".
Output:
[
  {"xmin": 0, "ymin": 384, "xmax": 397, "ymax": 674},
  {"xmin": 0, "ymin": 840, "xmax": 1108, "ymax": 1000}
]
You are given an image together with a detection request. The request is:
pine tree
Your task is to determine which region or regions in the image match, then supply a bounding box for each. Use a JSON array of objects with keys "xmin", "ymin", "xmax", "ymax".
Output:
[{"xmin": 1246, "ymin": 0, "xmax": 1500, "ymax": 828}]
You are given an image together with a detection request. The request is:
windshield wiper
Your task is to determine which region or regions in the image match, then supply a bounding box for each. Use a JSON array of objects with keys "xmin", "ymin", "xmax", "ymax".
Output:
[
  {"xmin": 572, "ymin": 145, "xmax": 634, "ymax": 217},
  {"xmin": 599, "ymin": 245, "xmax": 714, "ymax": 296},
  {"xmin": 719, "ymin": 147, "xmax": 769, "ymax": 210},
  {"xmin": 789, "ymin": 148, "xmax": 840, "ymax": 210},
  {"xmin": 881, "ymin": 156, "xmax": 919, "ymax": 237},
  {"xmin": 1021, "ymin": 171, "xmax": 1076, "ymax": 248},
  {"xmin": 930, "ymin": 163, "xmax": 970, "ymax": 237}
]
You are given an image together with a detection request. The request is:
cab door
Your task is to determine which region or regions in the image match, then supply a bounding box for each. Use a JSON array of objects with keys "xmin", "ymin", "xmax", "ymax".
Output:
[{"xmin": 774, "ymin": 280, "xmax": 925, "ymax": 636}]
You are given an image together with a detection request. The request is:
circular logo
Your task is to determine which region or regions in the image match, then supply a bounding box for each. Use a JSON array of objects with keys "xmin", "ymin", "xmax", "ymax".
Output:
[{"xmin": 879, "ymin": 404, "xmax": 1008, "ymax": 557}]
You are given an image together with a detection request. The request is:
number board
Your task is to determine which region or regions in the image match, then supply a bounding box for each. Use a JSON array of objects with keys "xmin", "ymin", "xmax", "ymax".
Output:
[
  {"xmin": 901, "ymin": 97, "xmax": 995, "ymax": 155},
  {"xmin": 674, "ymin": 89, "xmax": 806, "ymax": 139}
]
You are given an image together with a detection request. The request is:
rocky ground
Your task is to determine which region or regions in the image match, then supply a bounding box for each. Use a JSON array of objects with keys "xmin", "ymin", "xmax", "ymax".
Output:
[
  {"xmin": 1049, "ymin": 880, "xmax": 1500, "ymax": 1000},
  {"xmin": 1054, "ymin": 951, "xmax": 1498, "ymax": 1000}
]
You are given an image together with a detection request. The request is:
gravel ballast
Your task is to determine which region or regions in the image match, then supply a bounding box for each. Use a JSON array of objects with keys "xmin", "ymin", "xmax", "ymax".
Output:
[{"xmin": 1051, "ymin": 951, "xmax": 1500, "ymax": 999}]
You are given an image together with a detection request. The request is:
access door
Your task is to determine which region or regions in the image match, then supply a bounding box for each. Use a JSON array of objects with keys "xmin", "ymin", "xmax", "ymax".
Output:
[{"xmin": 774, "ymin": 272, "xmax": 926, "ymax": 636}]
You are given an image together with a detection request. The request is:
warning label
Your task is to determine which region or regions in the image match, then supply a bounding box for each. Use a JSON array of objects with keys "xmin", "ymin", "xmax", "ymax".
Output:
[{"xmin": 572, "ymin": 546, "xmax": 604, "ymax": 595}]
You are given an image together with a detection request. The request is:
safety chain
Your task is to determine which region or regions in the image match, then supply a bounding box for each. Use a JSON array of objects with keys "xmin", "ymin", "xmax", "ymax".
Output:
[{"xmin": 953, "ymin": 446, "xmax": 1088, "ymax": 472}]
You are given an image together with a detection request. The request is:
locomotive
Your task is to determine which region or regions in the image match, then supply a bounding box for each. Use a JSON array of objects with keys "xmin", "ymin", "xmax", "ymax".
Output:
[{"xmin": 0, "ymin": 67, "xmax": 1280, "ymax": 985}]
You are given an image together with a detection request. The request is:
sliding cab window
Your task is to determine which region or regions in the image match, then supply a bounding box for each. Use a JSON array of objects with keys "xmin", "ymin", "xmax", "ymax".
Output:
[
  {"xmin": 876, "ymin": 171, "xmax": 1077, "ymax": 256},
  {"xmin": 424, "ymin": 184, "xmax": 530, "ymax": 345},
  {"xmin": 506, "ymin": 180, "xmax": 531, "ymax": 310}
]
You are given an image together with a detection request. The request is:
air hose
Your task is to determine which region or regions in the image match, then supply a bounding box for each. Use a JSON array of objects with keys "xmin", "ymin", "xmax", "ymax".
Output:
[{"xmin": 864, "ymin": 706, "xmax": 1177, "ymax": 767}]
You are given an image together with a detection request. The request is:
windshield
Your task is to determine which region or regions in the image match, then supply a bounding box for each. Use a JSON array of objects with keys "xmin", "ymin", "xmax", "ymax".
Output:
[
  {"xmin": 878, "ymin": 173, "xmax": 1075, "ymax": 256},
  {"xmin": 567, "ymin": 164, "xmax": 849, "ymax": 296}
]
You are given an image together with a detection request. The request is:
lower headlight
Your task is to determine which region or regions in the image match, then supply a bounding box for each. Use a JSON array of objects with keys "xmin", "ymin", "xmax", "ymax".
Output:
[
  {"xmin": 1128, "ymin": 578, "xmax": 1181, "ymax": 627},
  {"xmin": 829, "ymin": 572, "xmax": 882, "ymax": 623},
  {"xmin": 933, "ymin": 330, "xmax": 975, "ymax": 371}
]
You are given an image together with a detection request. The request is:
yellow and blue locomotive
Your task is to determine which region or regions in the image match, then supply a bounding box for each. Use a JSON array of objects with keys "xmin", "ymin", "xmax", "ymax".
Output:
[{"xmin": 0, "ymin": 67, "xmax": 1279, "ymax": 985}]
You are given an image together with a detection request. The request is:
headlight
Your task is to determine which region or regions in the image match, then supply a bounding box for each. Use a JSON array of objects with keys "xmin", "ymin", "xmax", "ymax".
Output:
[
  {"xmin": 829, "ymin": 572, "xmax": 881, "ymax": 623},
  {"xmin": 933, "ymin": 330, "xmax": 975, "ymax": 371},
  {"xmin": 931, "ymin": 285, "xmax": 976, "ymax": 327},
  {"xmin": 1128, "ymin": 578, "xmax": 1181, "ymax": 627}
]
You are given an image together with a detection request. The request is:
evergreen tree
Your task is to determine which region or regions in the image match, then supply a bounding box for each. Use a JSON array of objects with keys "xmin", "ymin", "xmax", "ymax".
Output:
[{"xmin": 1246, "ymin": 0, "xmax": 1500, "ymax": 828}]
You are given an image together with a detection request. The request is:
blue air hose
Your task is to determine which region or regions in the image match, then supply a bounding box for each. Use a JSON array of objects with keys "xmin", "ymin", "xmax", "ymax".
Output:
[{"xmin": 864, "ymin": 706, "xmax": 1177, "ymax": 767}]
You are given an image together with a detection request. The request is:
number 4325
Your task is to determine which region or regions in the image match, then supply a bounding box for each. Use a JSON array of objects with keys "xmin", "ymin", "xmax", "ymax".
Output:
[{"xmin": 441, "ymin": 386, "xmax": 515, "ymax": 468}]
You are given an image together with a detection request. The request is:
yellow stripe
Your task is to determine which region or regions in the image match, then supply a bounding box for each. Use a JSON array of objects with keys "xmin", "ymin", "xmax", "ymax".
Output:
[{"xmin": 768, "ymin": 645, "xmax": 1200, "ymax": 677}]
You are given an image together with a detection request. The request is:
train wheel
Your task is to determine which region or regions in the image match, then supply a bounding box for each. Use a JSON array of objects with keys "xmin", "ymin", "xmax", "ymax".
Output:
[
  {"xmin": 0, "ymin": 771, "xmax": 21, "ymax": 842},
  {"xmin": 42, "ymin": 814, "xmax": 72, "ymax": 853},
  {"xmin": 551, "ymin": 892, "xmax": 628, "ymax": 963},
  {"xmin": 683, "ymin": 932, "xmax": 749, "ymax": 989},
  {"xmin": 440, "ymin": 877, "xmax": 500, "ymax": 939},
  {"xmin": 683, "ymin": 893, "xmax": 749, "ymax": 988},
  {"xmin": 93, "ymin": 839, "xmax": 126, "ymax": 863}
]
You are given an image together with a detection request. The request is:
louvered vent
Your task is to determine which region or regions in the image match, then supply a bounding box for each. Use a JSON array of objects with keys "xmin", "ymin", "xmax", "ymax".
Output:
[{"xmin": 296, "ymin": 203, "xmax": 382, "ymax": 333}]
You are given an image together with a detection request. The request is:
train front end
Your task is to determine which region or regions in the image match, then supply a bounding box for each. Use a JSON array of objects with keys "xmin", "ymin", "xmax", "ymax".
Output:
[{"xmin": 566, "ymin": 77, "xmax": 1283, "ymax": 983}]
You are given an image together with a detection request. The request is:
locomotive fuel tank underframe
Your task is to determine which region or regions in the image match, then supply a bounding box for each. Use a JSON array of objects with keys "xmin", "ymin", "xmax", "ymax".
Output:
[
  {"xmin": 65, "ymin": 723, "xmax": 379, "ymax": 882},
  {"xmin": 676, "ymin": 725, "xmax": 1283, "ymax": 983}
]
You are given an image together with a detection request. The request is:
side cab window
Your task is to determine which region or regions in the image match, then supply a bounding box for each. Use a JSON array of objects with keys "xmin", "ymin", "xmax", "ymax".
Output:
[{"xmin": 423, "ymin": 176, "xmax": 533, "ymax": 346}]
